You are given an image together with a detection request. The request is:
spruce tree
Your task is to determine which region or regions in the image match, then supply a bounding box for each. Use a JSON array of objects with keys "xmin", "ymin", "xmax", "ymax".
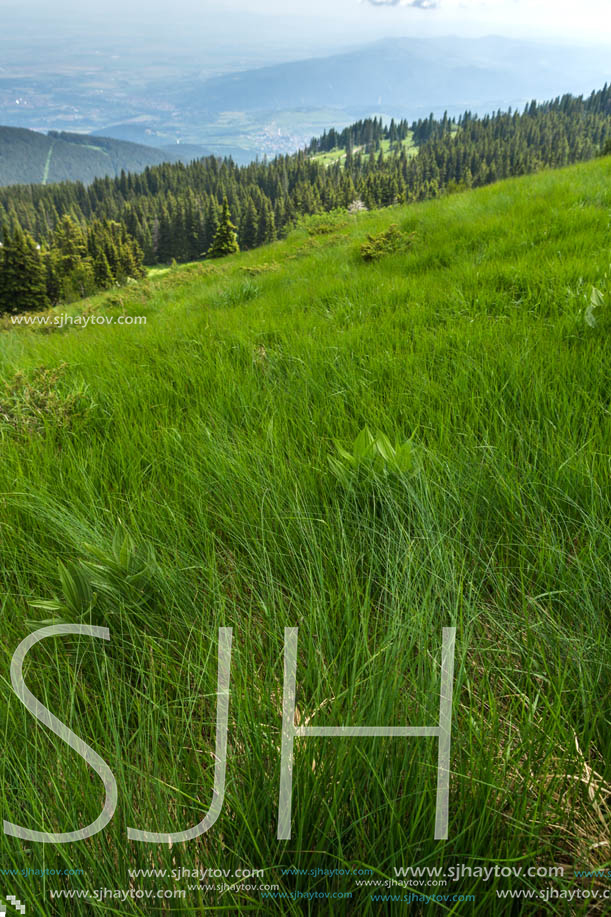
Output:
[
  {"xmin": 156, "ymin": 206, "xmax": 173, "ymax": 263},
  {"xmin": 257, "ymin": 199, "xmax": 276, "ymax": 245},
  {"xmin": 240, "ymin": 198, "xmax": 259, "ymax": 250},
  {"xmin": 202, "ymin": 199, "xmax": 220, "ymax": 256},
  {"xmin": 0, "ymin": 225, "xmax": 48, "ymax": 314},
  {"xmin": 45, "ymin": 249, "xmax": 62, "ymax": 306},
  {"xmin": 207, "ymin": 197, "xmax": 239, "ymax": 259},
  {"xmin": 93, "ymin": 250, "xmax": 114, "ymax": 289},
  {"xmin": 53, "ymin": 215, "xmax": 87, "ymax": 274}
]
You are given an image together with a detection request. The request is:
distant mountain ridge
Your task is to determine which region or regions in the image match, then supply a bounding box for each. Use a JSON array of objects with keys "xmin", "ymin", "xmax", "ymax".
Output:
[
  {"xmin": 176, "ymin": 35, "xmax": 611, "ymax": 118},
  {"xmin": 1, "ymin": 36, "xmax": 607, "ymax": 164},
  {"xmin": 0, "ymin": 127, "xmax": 210, "ymax": 187}
]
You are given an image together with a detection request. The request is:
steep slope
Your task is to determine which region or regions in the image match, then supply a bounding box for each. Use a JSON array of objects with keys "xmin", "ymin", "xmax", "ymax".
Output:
[{"xmin": 1, "ymin": 159, "xmax": 609, "ymax": 914}]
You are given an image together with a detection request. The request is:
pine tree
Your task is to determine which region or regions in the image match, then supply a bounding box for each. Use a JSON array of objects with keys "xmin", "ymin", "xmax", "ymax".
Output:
[
  {"xmin": 93, "ymin": 250, "xmax": 114, "ymax": 289},
  {"xmin": 0, "ymin": 224, "xmax": 48, "ymax": 314},
  {"xmin": 257, "ymin": 198, "xmax": 276, "ymax": 246},
  {"xmin": 240, "ymin": 198, "xmax": 259, "ymax": 250},
  {"xmin": 156, "ymin": 206, "xmax": 173, "ymax": 263},
  {"xmin": 53, "ymin": 215, "xmax": 87, "ymax": 274},
  {"xmin": 44, "ymin": 249, "xmax": 62, "ymax": 306},
  {"xmin": 207, "ymin": 197, "xmax": 239, "ymax": 259},
  {"xmin": 202, "ymin": 199, "xmax": 220, "ymax": 256}
]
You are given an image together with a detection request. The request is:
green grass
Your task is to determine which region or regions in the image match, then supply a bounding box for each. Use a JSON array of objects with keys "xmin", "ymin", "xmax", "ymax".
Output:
[{"xmin": 0, "ymin": 158, "xmax": 610, "ymax": 915}]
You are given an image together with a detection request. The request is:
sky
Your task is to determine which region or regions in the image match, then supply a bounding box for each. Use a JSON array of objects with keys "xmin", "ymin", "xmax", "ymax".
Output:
[
  {"xmin": 270, "ymin": 0, "xmax": 610, "ymax": 43},
  {"xmin": 1, "ymin": 0, "xmax": 610, "ymax": 43},
  {"xmin": 376, "ymin": 0, "xmax": 610, "ymax": 38}
]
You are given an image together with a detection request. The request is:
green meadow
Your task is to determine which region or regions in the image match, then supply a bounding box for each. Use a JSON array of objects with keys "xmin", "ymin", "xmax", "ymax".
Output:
[
  {"xmin": 311, "ymin": 133, "xmax": 418, "ymax": 166},
  {"xmin": 0, "ymin": 157, "xmax": 609, "ymax": 914}
]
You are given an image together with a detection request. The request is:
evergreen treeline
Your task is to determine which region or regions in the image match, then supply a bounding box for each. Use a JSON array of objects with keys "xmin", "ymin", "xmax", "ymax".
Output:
[
  {"xmin": 0, "ymin": 86, "xmax": 609, "ymax": 311},
  {"xmin": 0, "ymin": 215, "xmax": 145, "ymax": 314}
]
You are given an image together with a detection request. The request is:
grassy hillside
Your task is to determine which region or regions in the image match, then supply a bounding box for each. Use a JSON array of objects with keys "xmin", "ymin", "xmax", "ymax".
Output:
[
  {"xmin": 0, "ymin": 158, "xmax": 609, "ymax": 915},
  {"xmin": 0, "ymin": 127, "xmax": 207, "ymax": 187}
]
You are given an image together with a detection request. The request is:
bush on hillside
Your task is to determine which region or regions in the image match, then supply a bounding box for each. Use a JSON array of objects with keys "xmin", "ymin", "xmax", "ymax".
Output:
[{"xmin": 359, "ymin": 224, "xmax": 415, "ymax": 262}]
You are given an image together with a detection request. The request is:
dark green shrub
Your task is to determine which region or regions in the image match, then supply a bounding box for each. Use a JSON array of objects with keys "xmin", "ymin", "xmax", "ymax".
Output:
[{"xmin": 359, "ymin": 224, "xmax": 415, "ymax": 262}]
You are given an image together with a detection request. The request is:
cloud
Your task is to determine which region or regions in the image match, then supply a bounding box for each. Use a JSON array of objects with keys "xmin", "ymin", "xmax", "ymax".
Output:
[{"xmin": 366, "ymin": 0, "xmax": 439, "ymax": 7}]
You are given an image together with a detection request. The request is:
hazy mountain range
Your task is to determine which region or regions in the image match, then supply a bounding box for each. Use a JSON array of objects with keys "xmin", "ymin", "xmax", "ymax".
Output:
[
  {"xmin": 178, "ymin": 36, "xmax": 610, "ymax": 115},
  {"xmin": 0, "ymin": 34, "xmax": 608, "ymax": 170},
  {"xmin": 88, "ymin": 36, "xmax": 611, "ymax": 160}
]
